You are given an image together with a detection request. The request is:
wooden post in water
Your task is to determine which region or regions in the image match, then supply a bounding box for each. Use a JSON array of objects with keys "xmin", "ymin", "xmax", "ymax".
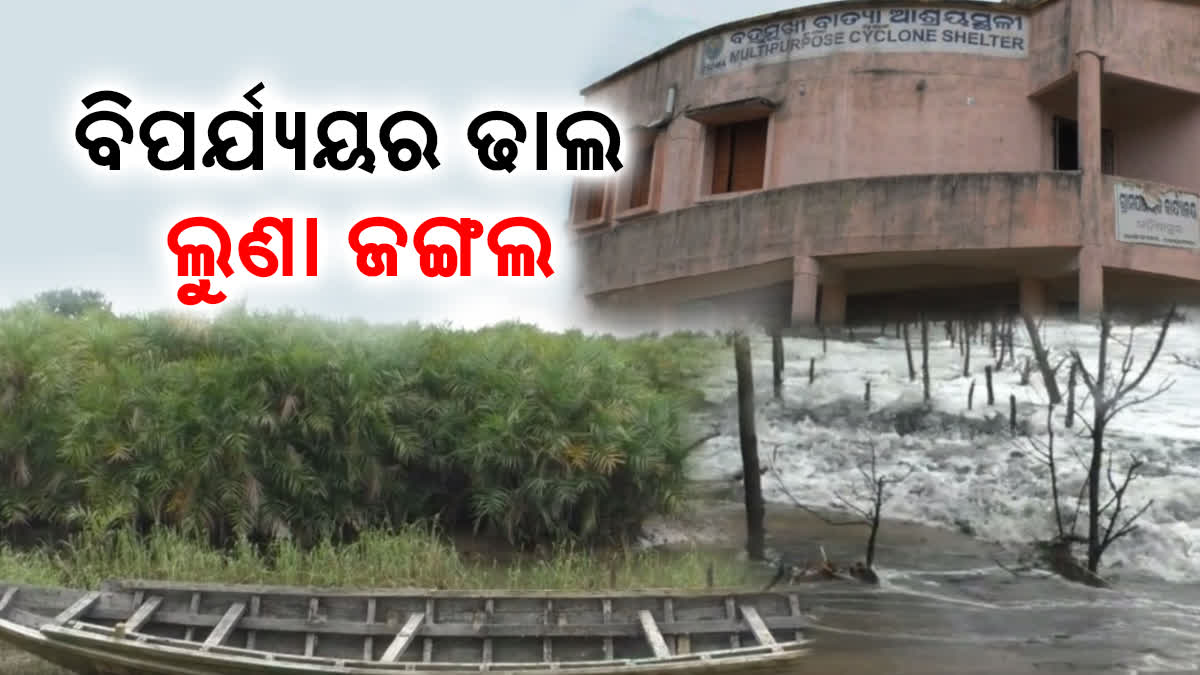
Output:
[
  {"xmin": 920, "ymin": 313, "xmax": 931, "ymax": 403},
  {"xmin": 733, "ymin": 334, "xmax": 766, "ymax": 562},
  {"xmin": 771, "ymin": 333, "xmax": 784, "ymax": 400},
  {"xmin": 903, "ymin": 322, "xmax": 916, "ymax": 381}
]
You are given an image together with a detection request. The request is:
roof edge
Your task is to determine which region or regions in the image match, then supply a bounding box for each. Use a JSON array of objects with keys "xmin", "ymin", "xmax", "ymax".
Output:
[{"xmin": 579, "ymin": 0, "xmax": 1057, "ymax": 97}]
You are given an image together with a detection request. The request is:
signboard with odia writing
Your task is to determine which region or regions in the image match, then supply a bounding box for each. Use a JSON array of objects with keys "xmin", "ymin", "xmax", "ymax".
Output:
[
  {"xmin": 1114, "ymin": 183, "xmax": 1200, "ymax": 250},
  {"xmin": 697, "ymin": 7, "xmax": 1029, "ymax": 78}
]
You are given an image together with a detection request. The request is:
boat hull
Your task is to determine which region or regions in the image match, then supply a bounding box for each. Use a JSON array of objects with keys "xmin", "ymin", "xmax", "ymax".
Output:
[{"xmin": 0, "ymin": 580, "xmax": 818, "ymax": 675}]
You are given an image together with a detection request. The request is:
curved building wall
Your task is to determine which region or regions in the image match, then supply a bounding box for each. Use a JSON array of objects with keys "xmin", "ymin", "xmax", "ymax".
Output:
[{"xmin": 574, "ymin": 0, "xmax": 1200, "ymax": 327}]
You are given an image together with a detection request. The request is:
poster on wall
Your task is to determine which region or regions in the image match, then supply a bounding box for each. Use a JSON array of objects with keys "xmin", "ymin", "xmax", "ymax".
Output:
[
  {"xmin": 696, "ymin": 7, "xmax": 1029, "ymax": 78},
  {"xmin": 1114, "ymin": 182, "xmax": 1200, "ymax": 250}
]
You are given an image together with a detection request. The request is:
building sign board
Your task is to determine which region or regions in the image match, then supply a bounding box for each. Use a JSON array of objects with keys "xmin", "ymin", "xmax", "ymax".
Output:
[
  {"xmin": 1114, "ymin": 183, "xmax": 1200, "ymax": 250},
  {"xmin": 697, "ymin": 7, "xmax": 1028, "ymax": 78}
]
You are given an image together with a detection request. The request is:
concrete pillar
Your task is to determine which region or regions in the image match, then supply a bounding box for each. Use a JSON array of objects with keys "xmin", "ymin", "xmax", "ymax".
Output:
[
  {"xmin": 791, "ymin": 256, "xmax": 819, "ymax": 325},
  {"xmin": 1077, "ymin": 53, "xmax": 1102, "ymax": 183},
  {"xmin": 1078, "ymin": 247, "xmax": 1104, "ymax": 319},
  {"xmin": 1019, "ymin": 278, "xmax": 1048, "ymax": 317},
  {"xmin": 819, "ymin": 281, "xmax": 847, "ymax": 326},
  {"xmin": 1077, "ymin": 46, "xmax": 1104, "ymax": 318}
]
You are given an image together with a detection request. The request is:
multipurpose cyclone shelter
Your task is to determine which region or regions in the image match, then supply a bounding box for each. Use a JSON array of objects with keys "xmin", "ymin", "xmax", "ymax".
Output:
[{"xmin": 570, "ymin": 0, "xmax": 1200, "ymax": 329}]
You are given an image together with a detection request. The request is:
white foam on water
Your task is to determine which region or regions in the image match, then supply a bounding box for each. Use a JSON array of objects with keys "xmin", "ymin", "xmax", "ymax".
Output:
[{"xmin": 691, "ymin": 314, "xmax": 1200, "ymax": 584}]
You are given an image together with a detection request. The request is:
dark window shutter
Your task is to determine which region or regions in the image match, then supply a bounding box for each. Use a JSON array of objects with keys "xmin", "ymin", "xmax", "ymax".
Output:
[{"xmin": 729, "ymin": 118, "xmax": 768, "ymax": 192}]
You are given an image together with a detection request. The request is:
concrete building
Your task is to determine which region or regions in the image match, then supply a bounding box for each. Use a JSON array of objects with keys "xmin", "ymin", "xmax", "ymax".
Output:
[{"xmin": 572, "ymin": 0, "xmax": 1200, "ymax": 329}]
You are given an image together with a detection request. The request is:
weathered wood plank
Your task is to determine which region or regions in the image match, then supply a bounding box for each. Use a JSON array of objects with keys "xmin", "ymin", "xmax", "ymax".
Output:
[
  {"xmin": 481, "ymin": 598, "xmax": 494, "ymax": 670},
  {"xmin": 202, "ymin": 602, "xmax": 247, "ymax": 649},
  {"xmin": 423, "ymin": 598, "xmax": 435, "ymax": 662},
  {"xmin": 363, "ymin": 598, "xmax": 376, "ymax": 661},
  {"xmin": 124, "ymin": 595, "xmax": 163, "ymax": 634},
  {"xmin": 247, "ymin": 595, "xmax": 261, "ymax": 650},
  {"xmin": 80, "ymin": 605, "xmax": 808, "ymax": 637},
  {"xmin": 739, "ymin": 606, "xmax": 781, "ymax": 652},
  {"xmin": 601, "ymin": 599, "xmax": 613, "ymax": 660},
  {"xmin": 380, "ymin": 612, "xmax": 425, "ymax": 662},
  {"xmin": 53, "ymin": 591, "xmax": 100, "ymax": 625},
  {"xmin": 0, "ymin": 587, "xmax": 18, "ymax": 614},
  {"xmin": 305, "ymin": 598, "xmax": 319, "ymax": 656},
  {"xmin": 664, "ymin": 598, "xmax": 685, "ymax": 654},
  {"xmin": 724, "ymin": 597, "xmax": 740, "ymax": 648},
  {"xmin": 788, "ymin": 593, "xmax": 803, "ymax": 642},
  {"xmin": 183, "ymin": 592, "xmax": 201, "ymax": 641},
  {"xmin": 542, "ymin": 600, "xmax": 553, "ymax": 662},
  {"xmin": 637, "ymin": 610, "xmax": 671, "ymax": 659},
  {"xmin": 112, "ymin": 577, "xmax": 801, "ymax": 599}
]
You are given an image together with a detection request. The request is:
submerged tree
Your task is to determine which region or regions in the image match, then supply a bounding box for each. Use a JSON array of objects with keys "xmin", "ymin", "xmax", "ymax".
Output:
[
  {"xmin": 768, "ymin": 438, "xmax": 913, "ymax": 583},
  {"xmin": 1027, "ymin": 306, "xmax": 1177, "ymax": 583}
]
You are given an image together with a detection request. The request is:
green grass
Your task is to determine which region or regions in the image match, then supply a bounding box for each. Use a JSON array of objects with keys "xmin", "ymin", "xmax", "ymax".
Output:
[{"xmin": 0, "ymin": 524, "xmax": 754, "ymax": 592}]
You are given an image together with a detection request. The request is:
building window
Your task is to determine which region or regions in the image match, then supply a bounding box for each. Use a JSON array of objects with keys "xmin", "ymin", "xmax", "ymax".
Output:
[
  {"xmin": 620, "ymin": 135, "xmax": 656, "ymax": 211},
  {"xmin": 573, "ymin": 180, "xmax": 606, "ymax": 224},
  {"xmin": 1053, "ymin": 116, "xmax": 1114, "ymax": 174},
  {"xmin": 709, "ymin": 117, "xmax": 769, "ymax": 194}
]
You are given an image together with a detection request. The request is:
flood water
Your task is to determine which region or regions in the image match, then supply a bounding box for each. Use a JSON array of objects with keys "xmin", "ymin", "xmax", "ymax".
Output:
[
  {"xmin": 647, "ymin": 501, "xmax": 1200, "ymax": 674},
  {"xmin": 663, "ymin": 319, "xmax": 1200, "ymax": 672},
  {"xmin": 801, "ymin": 569, "xmax": 1200, "ymax": 673}
]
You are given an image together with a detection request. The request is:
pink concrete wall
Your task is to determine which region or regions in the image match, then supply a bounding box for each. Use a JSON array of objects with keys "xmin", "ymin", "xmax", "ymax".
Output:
[
  {"xmin": 586, "ymin": 3, "xmax": 1050, "ymax": 212},
  {"xmin": 1027, "ymin": 0, "xmax": 1072, "ymax": 93},
  {"xmin": 581, "ymin": 0, "xmax": 1200, "ymax": 215},
  {"xmin": 1094, "ymin": 0, "xmax": 1200, "ymax": 95},
  {"xmin": 1106, "ymin": 85, "xmax": 1200, "ymax": 194}
]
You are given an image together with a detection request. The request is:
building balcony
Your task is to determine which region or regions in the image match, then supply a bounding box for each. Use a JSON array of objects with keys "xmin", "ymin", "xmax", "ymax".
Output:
[{"xmin": 575, "ymin": 171, "xmax": 1200, "ymax": 325}]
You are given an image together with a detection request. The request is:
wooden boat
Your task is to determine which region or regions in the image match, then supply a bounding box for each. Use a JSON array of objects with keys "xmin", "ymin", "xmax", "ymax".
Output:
[{"xmin": 0, "ymin": 579, "xmax": 812, "ymax": 674}]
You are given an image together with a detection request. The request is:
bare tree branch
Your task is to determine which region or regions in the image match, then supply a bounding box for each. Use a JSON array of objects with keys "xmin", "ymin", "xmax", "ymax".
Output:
[
  {"xmin": 1114, "ymin": 306, "xmax": 1176, "ymax": 403},
  {"xmin": 767, "ymin": 444, "xmax": 862, "ymax": 527}
]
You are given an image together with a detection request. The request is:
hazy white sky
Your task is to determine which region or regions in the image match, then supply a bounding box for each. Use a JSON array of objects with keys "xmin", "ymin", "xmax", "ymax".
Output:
[{"xmin": 0, "ymin": 0, "xmax": 988, "ymax": 329}]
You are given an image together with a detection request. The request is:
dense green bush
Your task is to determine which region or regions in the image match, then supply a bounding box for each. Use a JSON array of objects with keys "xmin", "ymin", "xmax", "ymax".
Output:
[{"xmin": 0, "ymin": 303, "xmax": 718, "ymax": 548}]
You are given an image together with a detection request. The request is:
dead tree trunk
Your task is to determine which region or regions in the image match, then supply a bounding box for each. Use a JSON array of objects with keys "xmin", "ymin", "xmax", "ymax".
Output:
[
  {"xmin": 920, "ymin": 313, "xmax": 931, "ymax": 403},
  {"xmin": 903, "ymin": 322, "xmax": 916, "ymax": 381},
  {"xmin": 1022, "ymin": 313, "xmax": 1062, "ymax": 405},
  {"xmin": 985, "ymin": 365, "xmax": 995, "ymax": 405},
  {"xmin": 734, "ymin": 335, "xmax": 766, "ymax": 561},
  {"xmin": 771, "ymin": 333, "xmax": 784, "ymax": 400},
  {"xmin": 962, "ymin": 330, "xmax": 971, "ymax": 377}
]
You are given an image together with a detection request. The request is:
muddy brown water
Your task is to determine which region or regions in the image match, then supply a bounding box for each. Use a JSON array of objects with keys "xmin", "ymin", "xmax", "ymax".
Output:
[{"xmin": 647, "ymin": 500, "xmax": 1200, "ymax": 674}]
